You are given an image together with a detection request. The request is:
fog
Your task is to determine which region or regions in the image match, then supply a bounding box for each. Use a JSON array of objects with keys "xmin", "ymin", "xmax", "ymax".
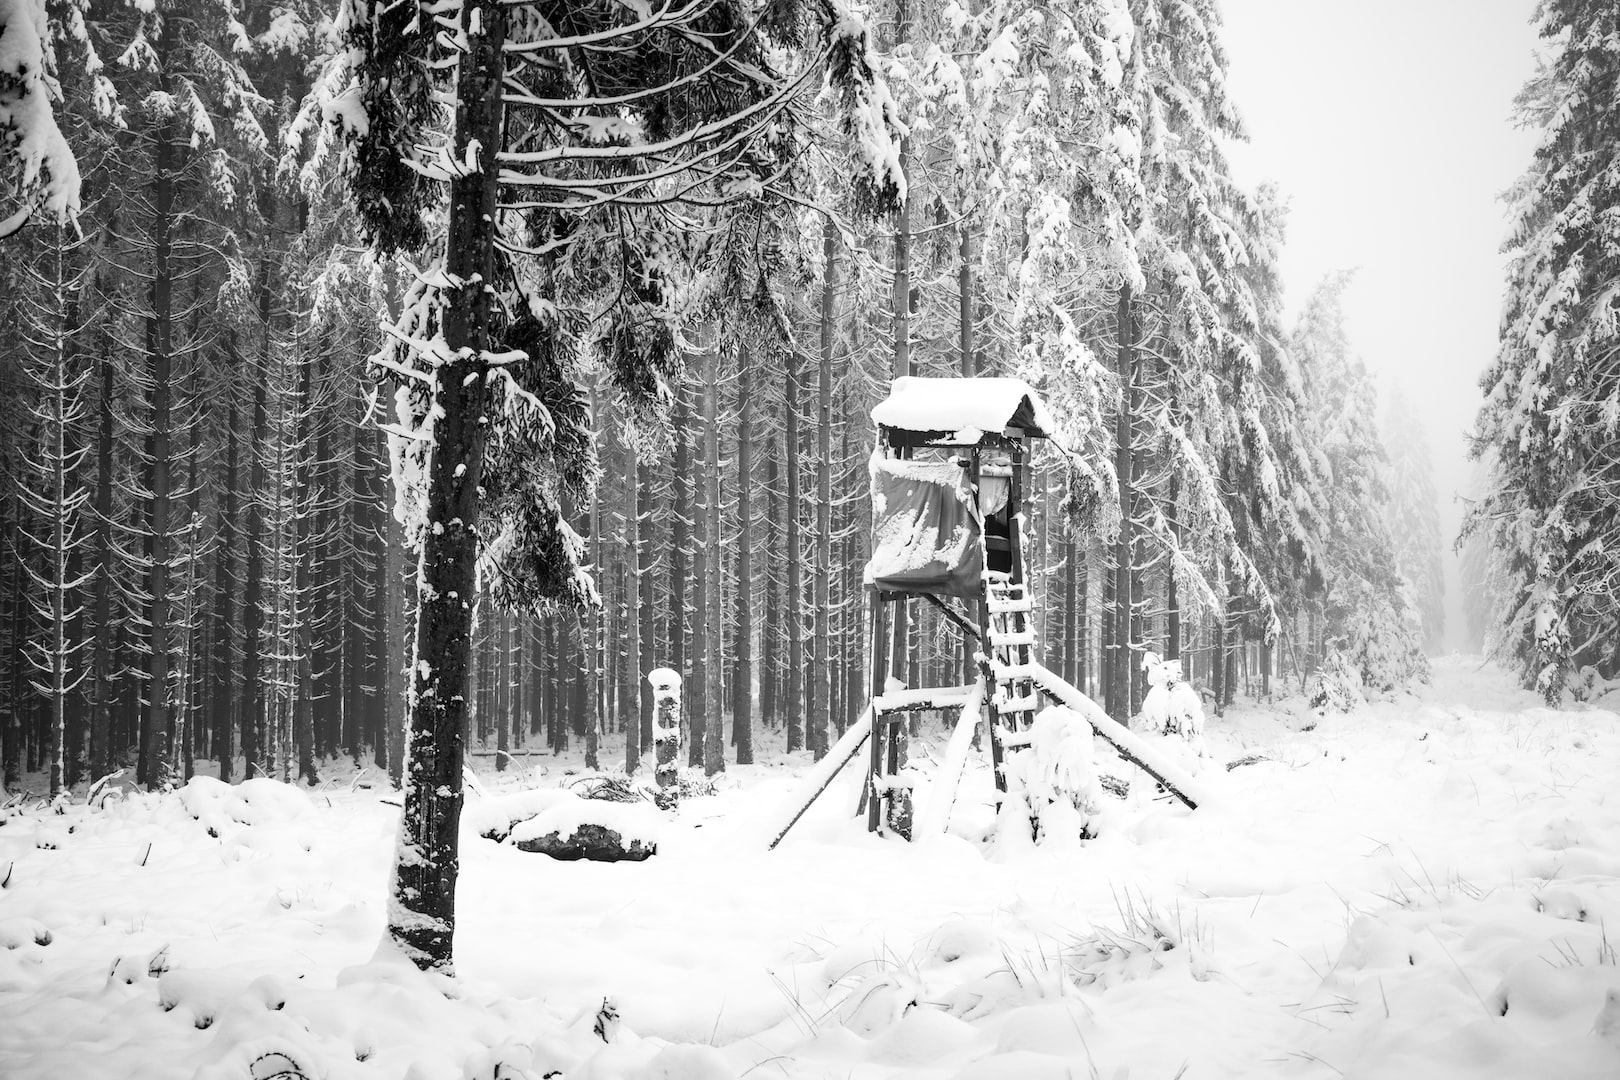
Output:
[{"xmin": 1221, "ymin": 0, "xmax": 1542, "ymax": 652}]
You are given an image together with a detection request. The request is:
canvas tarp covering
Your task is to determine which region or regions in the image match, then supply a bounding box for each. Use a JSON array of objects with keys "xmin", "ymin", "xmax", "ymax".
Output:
[{"xmin": 864, "ymin": 456, "xmax": 982, "ymax": 598}]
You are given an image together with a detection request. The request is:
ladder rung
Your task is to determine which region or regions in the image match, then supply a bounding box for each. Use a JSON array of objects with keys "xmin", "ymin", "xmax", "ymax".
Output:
[
  {"xmin": 986, "ymin": 597, "xmax": 1032, "ymax": 613},
  {"xmin": 990, "ymin": 630, "xmax": 1035, "ymax": 646}
]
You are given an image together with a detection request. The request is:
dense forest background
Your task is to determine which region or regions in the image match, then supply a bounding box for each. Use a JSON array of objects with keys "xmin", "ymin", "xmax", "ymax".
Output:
[{"xmin": 3, "ymin": 0, "xmax": 1607, "ymax": 801}]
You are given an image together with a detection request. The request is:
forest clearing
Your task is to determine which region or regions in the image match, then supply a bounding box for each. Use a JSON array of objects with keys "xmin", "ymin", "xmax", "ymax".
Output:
[
  {"xmin": 4, "ymin": 0, "xmax": 1619, "ymax": 1077},
  {"xmin": 3, "ymin": 657, "xmax": 1619, "ymax": 1080}
]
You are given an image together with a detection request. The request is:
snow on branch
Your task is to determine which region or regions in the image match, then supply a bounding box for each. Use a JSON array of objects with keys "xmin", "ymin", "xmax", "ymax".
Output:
[{"xmin": 0, "ymin": 0, "xmax": 81, "ymax": 238}]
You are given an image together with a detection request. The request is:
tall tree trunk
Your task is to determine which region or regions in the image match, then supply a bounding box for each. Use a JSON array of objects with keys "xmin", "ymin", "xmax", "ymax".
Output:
[
  {"xmin": 212, "ymin": 386, "xmax": 239, "ymax": 782},
  {"xmin": 669, "ymin": 395, "xmax": 690, "ymax": 684},
  {"xmin": 1110, "ymin": 285, "xmax": 1136, "ymax": 723},
  {"xmin": 669, "ymin": 387, "xmax": 691, "ymax": 759},
  {"xmin": 384, "ymin": 457, "xmax": 407, "ymax": 788},
  {"xmin": 495, "ymin": 612, "xmax": 510, "ymax": 771},
  {"xmin": 90, "ymin": 308, "xmax": 115, "ymax": 781},
  {"xmin": 688, "ymin": 396, "xmax": 708, "ymax": 766},
  {"xmin": 624, "ymin": 443, "xmax": 641, "ymax": 774},
  {"xmin": 733, "ymin": 350, "xmax": 754, "ymax": 764},
  {"xmin": 812, "ymin": 221, "xmax": 838, "ymax": 759},
  {"xmin": 142, "ymin": 113, "xmax": 176, "ymax": 789},
  {"xmin": 389, "ymin": 0, "xmax": 503, "ymax": 974},
  {"xmin": 38, "ymin": 229, "xmax": 71, "ymax": 798},
  {"xmin": 242, "ymin": 180, "xmax": 278, "ymax": 783},
  {"xmin": 702, "ymin": 346, "xmax": 724, "ymax": 776},
  {"xmin": 761, "ymin": 437, "xmax": 780, "ymax": 733},
  {"xmin": 293, "ymin": 344, "xmax": 318, "ymax": 785},
  {"xmin": 637, "ymin": 461, "xmax": 655, "ymax": 752},
  {"xmin": 585, "ymin": 387, "xmax": 603, "ymax": 771},
  {"xmin": 784, "ymin": 346, "xmax": 803, "ymax": 752}
]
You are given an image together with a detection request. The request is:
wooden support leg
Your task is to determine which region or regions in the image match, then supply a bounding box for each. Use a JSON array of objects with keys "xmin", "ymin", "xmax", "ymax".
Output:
[{"xmin": 866, "ymin": 593, "xmax": 888, "ymax": 833}]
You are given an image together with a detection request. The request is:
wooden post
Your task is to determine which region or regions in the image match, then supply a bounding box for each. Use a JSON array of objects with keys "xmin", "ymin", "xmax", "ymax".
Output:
[
  {"xmin": 648, "ymin": 668, "xmax": 682, "ymax": 791},
  {"xmin": 866, "ymin": 592, "xmax": 889, "ymax": 832}
]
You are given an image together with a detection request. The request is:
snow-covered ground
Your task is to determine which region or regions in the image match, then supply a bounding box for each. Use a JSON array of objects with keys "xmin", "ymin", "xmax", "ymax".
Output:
[{"xmin": 3, "ymin": 656, "xmax": 1618, "ymax": 1079}]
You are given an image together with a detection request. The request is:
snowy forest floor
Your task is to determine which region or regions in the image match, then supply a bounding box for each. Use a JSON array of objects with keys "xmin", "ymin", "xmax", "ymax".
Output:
[{"xmin": 3, "ymin": 656, "xmax": 1619, "ymax": 1080}]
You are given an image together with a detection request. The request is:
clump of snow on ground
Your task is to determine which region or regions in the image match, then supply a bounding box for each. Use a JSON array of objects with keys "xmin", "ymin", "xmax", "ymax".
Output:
[{"xmin": 2, "ymin": 657, "xmax": 1619, "ymax": 1079}]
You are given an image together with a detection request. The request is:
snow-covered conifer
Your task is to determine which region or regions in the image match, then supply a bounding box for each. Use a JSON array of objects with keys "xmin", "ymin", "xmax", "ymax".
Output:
[{"xmin": 1468, "ymin": 0, "xmax": 1619, "ymax": 701}]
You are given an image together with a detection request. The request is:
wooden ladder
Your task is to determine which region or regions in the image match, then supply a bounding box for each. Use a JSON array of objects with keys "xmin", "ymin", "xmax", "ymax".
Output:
[{"xmin": 981, "ymin": 576, "xmax": 1039, "ymax": 791}]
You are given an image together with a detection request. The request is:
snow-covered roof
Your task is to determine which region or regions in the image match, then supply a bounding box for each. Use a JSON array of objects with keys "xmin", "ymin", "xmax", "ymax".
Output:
[{"xmin": 870, "ymin": 376, "xmax": 1054, "ymax": 441}]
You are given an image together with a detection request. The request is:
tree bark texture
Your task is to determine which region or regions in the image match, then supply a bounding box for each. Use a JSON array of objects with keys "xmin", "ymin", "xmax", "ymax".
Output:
[{"xmin": 390, "ymin": 0, "xmax": 504, "ymax": 974}]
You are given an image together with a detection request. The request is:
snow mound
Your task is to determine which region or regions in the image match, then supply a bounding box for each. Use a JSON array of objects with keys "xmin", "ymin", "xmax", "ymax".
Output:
[
  {"xmin": 178, "ymin": 777, "xmax": 312, "ymax": 836},
  {"xmin": 462, "ymin": 787, "xmax": 575, "ymax": 841},
  {"xmin": 472, "ymin": 787, "xmax": 667, "ymax": 851}
]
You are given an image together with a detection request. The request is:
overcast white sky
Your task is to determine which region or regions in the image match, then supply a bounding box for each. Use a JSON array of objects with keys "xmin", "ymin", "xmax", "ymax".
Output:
[{"xmin": 1218, "ymin": 0, "xmax": 1542, "ymax": 652}]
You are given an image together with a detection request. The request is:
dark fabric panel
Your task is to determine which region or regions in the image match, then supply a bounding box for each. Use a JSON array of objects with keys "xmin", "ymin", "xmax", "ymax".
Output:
[{"xmin": 867, "ymin": 466, "xmax": 982, "ymax": 598}]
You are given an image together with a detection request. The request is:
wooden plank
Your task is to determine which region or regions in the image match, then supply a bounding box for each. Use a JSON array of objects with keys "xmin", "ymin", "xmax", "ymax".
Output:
[
  {"xmin": 1027, "ymin": 660, "xmax": 1209, "ymax": 810},
  {"xmin": 764, "ymin": 705, "xmax": 875, "ymax": 850}
]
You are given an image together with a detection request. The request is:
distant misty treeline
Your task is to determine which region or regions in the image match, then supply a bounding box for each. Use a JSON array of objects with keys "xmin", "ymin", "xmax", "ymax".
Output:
[{"xmin": 0, "ymin": 0, "xmax": 1449, "ymax": 798}]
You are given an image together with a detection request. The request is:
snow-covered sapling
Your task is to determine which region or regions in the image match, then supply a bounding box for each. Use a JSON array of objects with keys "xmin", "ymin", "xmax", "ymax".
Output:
[
  {"xmin": 999, "ymin": 705, "xmax": 1102, "ymax": 847},
  {"xmin": 1139, "ymin": 652, "xmax": 1205, "ymax": 742},
  {"xmin": 1308, "ymin": 648, "xmax": 1363, "ymax": 716},
  {"xmin": 647, "ymin": 668, "xmax": 682, "ymax": 792}
]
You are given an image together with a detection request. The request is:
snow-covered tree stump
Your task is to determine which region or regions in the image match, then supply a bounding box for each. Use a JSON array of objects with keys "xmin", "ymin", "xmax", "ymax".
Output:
[{"xmin": 648, "ymin": 668, "xmax": 682, "ymax": 791}]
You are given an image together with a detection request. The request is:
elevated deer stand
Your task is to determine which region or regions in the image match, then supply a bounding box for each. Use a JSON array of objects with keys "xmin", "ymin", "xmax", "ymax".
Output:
[
  {"xmin": 862, "ymin": 377, "xmax": 1051, "ymax": 837},
  {"xmin": 763, "ymin": 377, "xmax": 1204, "ymax": 850}
]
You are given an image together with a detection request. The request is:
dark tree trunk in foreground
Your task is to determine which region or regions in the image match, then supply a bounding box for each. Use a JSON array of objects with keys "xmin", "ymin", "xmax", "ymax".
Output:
[{"xmin": 390, "ymin": 0, "xmax": 504, "ymax": 974}]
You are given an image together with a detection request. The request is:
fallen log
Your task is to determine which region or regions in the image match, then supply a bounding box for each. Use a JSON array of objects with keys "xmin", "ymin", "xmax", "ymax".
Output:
[{"xmin": 513, "ymin": 823, "xmax": 656, "ymax": 862}]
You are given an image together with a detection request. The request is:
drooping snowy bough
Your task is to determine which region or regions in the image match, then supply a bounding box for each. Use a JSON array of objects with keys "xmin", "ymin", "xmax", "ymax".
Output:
[{"xmin": 0, "ymin": 0, "xmax": 81, "ymax": 238}]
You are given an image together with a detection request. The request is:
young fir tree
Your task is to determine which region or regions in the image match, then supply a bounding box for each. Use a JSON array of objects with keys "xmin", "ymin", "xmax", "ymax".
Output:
[
  {"xmin": 13, "ymin": 223, "xmax": 94, "ymax": 798},
  {"xmin": 1468, "ymin": 1, "xmax": 1619, "ymax": 701}
]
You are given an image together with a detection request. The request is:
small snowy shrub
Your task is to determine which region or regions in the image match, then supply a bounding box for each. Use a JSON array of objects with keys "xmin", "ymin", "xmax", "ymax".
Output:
[
  {"xmin": 1139, "ymin": 652, "xmax": 1205, "ymax": 741},
  {"xmin": 999, "ymin": 706, "xmax": 1102, "ymax": 847},
  {"xmin": 1308, "ymin": 649, "xmax": 1363, "ymax": 715},
  {"xmin": 1533, "ymin": 599, "xmax": 1571, "ymax": 707}
]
